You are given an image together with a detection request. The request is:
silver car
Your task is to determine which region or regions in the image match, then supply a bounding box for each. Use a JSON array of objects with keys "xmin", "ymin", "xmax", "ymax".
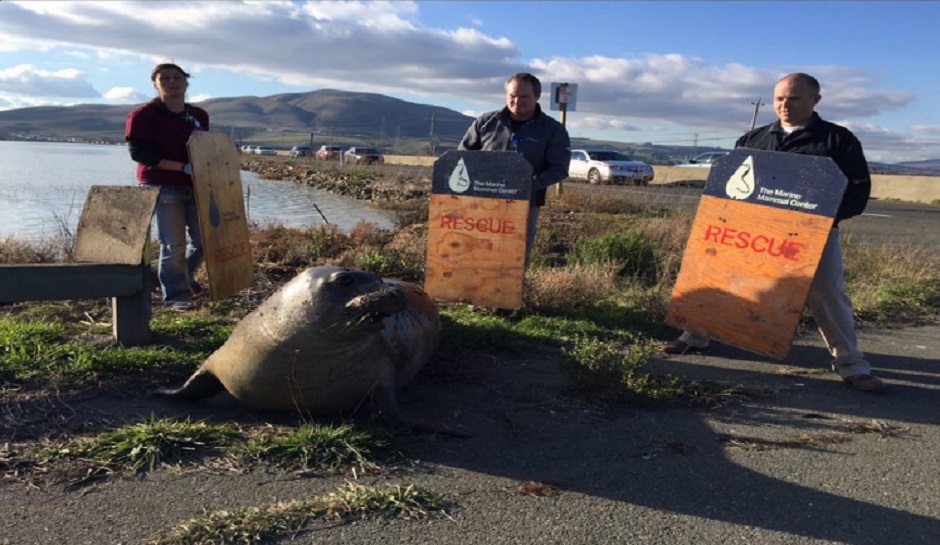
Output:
[
  {"xmin": 568, "ymin": 149, "xmax": 655, "ymax": 186},
  {"xmin": 677, "ymin": 151, "xmax": 729, "ymax": 167}
]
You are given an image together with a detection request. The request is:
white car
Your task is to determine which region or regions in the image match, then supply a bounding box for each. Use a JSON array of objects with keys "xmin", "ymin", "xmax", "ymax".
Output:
[
  {"xmin": 254, "ymin": 146, "xmax": 276, "ymax": 156},
  {"xmin": 676, "ymin": 151, "xmax": 729, "ymax": 168},
  {"xmin": 568, "ymin": 149, "xmax": 654, "ymax": 186}
]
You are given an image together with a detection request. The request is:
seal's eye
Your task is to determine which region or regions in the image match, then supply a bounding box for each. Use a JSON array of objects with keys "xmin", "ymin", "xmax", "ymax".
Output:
[{"xmin": 333, "ymin": 273, "xmax": 355, "ymax": 287}]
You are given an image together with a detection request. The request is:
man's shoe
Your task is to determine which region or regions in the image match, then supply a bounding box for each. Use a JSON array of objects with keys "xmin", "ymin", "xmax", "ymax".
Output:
[
  {"xmin": 662, "ymin": 339, "xmax": 708, "ymax": 355},
  {"xmin": 842, "ymin": 373, "xmax": 886, "ymax": 392},
  {"xmin": 168, "ymin": 301, "xmax": 196, "ymax": 312},
  {"xmin": 191, "ymin": 282, "xmax": 207, "ymax": 299}
]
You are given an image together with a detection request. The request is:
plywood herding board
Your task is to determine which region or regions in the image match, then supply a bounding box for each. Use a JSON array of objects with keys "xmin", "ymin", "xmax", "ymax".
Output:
[
  {"xmin": 187, "ymin": 131, "xmax": 253, "ymax": 300},
  {"xmin": 665, "ymin": 195, "xmax": 833, "ymax": 359},
  {"xmin": 73, "ymin": 185, "xmax": 159, "ymax": 265},
  {"xmin": 425, "ymin": 194, "xmax": 529, "ymax": 309}
]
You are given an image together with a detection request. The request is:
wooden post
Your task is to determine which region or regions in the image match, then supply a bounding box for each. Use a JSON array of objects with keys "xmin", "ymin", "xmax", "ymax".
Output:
[{"xmin": 553, "ymin": 102, "xmax": 567, "ymax": 198}]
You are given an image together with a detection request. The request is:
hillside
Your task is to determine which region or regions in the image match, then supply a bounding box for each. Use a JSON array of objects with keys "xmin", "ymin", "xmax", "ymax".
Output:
[
  {"xmin": 1, "ymin": 90, "xmax": 938, "ymax": 171},
  {"xmin": 0, "ymin": 89, "xmax": 474, "ymax": 149}
]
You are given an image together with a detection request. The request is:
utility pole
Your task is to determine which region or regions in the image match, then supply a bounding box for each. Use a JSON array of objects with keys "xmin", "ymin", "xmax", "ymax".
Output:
[
  {"xmin": 379, "ymin": 116, "xmax": 386, "ymax": 148},
  {"xmin": 750, "ymin": 97, "xmax": 765, "ymax": 131},
  {"xmin": 329, "ymin": 127, "xmax": 334, "ymax": 146},
  {"xmin": 428, "ymin": 113, "xmax": 436, "ymax": 157}
]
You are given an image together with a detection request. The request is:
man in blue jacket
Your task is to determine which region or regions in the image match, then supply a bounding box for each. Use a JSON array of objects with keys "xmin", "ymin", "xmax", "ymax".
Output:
[
  {"xmin": 459, "ymin": 73, "xmax": 571, "ymax": 265},
  {"xmin": 665, "ymin": 73, "xmax": 884, "ymax": 392}
]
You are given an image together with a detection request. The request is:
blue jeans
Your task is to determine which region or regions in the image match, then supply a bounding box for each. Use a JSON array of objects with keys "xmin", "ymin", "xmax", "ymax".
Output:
[{"xmin": 153, "ymin": 186, "xmax": 204, "ymax": 304}]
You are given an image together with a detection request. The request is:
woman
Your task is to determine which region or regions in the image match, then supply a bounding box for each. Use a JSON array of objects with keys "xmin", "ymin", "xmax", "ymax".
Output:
[{"xmin": 125, "ymin": 62, "xmax": 209, "ymax": 311}]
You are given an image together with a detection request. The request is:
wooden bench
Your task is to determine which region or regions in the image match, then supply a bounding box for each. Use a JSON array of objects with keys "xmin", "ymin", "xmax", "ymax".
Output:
[{"xmin": 0, "ymin": 186, "xmax": 160, "ymax": 346}]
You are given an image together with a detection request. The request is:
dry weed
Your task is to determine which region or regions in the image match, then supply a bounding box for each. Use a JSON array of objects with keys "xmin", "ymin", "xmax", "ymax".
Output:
[
  {"xmin": 524, "ymin": 262, "xmax": 620, "ymax": 313},
  {"xmin": 842, "ymin": 237, "xmax": 940, "ymax": 324},
  {"xmin": 0, "ymin": 234, "xmax": 72, "ymax": 264}
]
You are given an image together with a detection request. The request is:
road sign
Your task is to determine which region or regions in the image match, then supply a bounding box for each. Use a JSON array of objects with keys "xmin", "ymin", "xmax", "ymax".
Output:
[
  {"xmin": 187, "ymin": 131, "xmax": 254, "ymax": 301},
  {"xmin": 550, "ymin": 82, "xmax": 578, "ymax": 112},
  {"xmin": 425, "ymin": 151, "xmax": 532, "ymax": 309},
  {"xmin": 665, "ymin": 149, "xmax": 847, "ymax": 359}
]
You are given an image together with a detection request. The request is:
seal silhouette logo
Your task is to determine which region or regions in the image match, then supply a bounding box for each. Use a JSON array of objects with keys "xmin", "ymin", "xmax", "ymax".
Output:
[
  {"xmin": 725, "ymin": 155, "xmax": 756, "ymax": 200},
  {"xmin": 448, "ymin": 158, "xmax": 471, "ymax": 193}
]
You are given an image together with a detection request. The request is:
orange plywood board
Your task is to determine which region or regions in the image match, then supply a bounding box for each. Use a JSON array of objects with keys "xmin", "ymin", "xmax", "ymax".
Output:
[
  {"xmin": 187, "ymin": 131, "xmax": 254, "ymax": 300},
  {"xmin": 425, "ymin": 194, "xmax": 529, "ymax": 309},
  {"xmin": 666, "ymin": 195, "xmax": 833, "ymax": 359}
]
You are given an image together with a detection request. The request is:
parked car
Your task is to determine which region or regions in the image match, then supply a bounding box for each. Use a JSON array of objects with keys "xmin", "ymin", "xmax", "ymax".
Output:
[
  {"xmin": 254, "ymin": 146, "xmax": 276, "ymax": 156},
  {"xmin": 316, "ymin": 145, "xmax": 342, "ymax": 160},
  {"xmin": 677, "ymin": 151, "xmax": 729, "ymax": 167},
  {"xmin": 241, "ymin": 145, "xmax": 257, "ymax": 154},
  {"xmin": 568, "ymin": 149, "xmax": 654, "ymax": 186},
  {"xmin": 290, "ymin": 146, "xmax": 313, "ymax": 158},
  {"xmin": 344, "ymin": 147, "xmax": 384, "ymax": 165}
]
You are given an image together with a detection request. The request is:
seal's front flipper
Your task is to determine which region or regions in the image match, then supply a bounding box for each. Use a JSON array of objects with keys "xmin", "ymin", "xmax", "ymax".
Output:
[
  {"xmin": 375, "ymin": 383, "xmax": 470, "ymax": 438},
  {"xmin": 155, "ymin": 369, "xmax": 225, "ymax": 399}
]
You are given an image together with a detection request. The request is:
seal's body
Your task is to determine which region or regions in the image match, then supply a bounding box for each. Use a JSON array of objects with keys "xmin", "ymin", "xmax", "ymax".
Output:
[{"xmin": 159, "ymin": 266, "xmax": 440, "ymax": 416}]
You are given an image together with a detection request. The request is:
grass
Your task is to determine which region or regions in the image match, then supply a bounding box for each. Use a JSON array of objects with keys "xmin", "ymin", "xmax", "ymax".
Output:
[
  {"xmin": 0, "ymin": 314, "xmax": 227, "ymax": 389},
  {"xmin": 246, "ymin": 423, "xmax": 393, "ymax": 473},
  {"xmin": 719, "ymin": 419, "xmax": 910, "ymax": 451},
  {"xmin": 146, "ymin": 481, "xmax": 447, "ymax": 545},
  {"xmin": 15, "ymin": 418, "xmax": 397, "ymax": 487},
  {"xmin": 47, "ymin": 416, "xmax": 241, "ymax": 474}
]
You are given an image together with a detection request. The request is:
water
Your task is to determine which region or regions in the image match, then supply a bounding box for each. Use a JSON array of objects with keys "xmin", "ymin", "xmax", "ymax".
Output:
[{"xmin": 0, "ymin": 141, "xmax": 396, "ymax": 241}]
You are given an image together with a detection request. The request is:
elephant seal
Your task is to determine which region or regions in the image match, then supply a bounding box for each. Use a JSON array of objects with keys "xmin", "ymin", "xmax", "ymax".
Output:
[{"xmin": 158, "ymin": 266, "xmax": 443, "ymax": 426}]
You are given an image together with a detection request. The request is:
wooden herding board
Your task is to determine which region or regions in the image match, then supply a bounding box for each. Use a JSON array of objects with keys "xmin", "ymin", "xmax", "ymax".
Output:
[
  {"xmin": 73, "ymin": 185, "xmax": 159, "ymax": 264},
  {"xmin": 187, "ymin": 131, "xmax": 253, "ymax": 300},
  {"xmin": 665, "ymin": 149, "xmax": 847, "ymax": 360},
  {"xmin": 425, "ymin": 151, "xmax": 533, "ymax": 309}
]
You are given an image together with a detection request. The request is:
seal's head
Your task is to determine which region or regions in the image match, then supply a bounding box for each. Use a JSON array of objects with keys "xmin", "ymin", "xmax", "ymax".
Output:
[{"xmin": 266, "ymin": 266, "xmax": 406, "ymax": 343}]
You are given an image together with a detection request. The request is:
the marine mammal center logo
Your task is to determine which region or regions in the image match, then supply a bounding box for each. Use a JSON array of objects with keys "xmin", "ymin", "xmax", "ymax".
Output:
[
  {"xmin": 725, "ymin": 155, "xmax": 756, "ymax": 200},
  {"xmin": 448, "ymin": 158, "xmax": 471, "ymax": 193}
]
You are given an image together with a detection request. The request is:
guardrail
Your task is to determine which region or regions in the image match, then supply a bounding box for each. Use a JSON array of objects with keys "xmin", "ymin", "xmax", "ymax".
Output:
[{"xmin": 0, "ymin": 186, "xmax": 158, "ymax": 346}]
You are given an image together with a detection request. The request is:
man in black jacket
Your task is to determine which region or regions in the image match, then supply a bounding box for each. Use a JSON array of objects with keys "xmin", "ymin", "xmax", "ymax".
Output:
[
  {"xmin": 665, "ymin": 73, "xmax": 884, "ymax": 392},
  {"xmin": 458, "ymin": 73, "xmax": 571, "ymax": 265}
]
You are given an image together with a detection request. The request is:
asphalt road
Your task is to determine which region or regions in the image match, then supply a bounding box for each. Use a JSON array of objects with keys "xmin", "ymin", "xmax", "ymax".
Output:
[{"xmin": 565, "ymin": 181, "xmax": 940, "ymax": 248}]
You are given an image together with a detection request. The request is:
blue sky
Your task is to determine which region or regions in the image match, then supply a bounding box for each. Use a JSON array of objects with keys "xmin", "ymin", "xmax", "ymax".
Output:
[{"xmin": 0, "ymin": 1, "xmax": 937, "ymax": 162}]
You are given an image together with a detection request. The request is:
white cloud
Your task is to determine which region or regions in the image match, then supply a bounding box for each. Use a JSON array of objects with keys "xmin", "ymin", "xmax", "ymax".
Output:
[
  {"xmin": 0, "ymin": 64, "xmax": 99, "ymax": 98},
  {"xmin": 189, "ymin": 93, "xmax": 212, "ymax": 103},
  {"xmin": 103, "ymin": 86, "xmax": 147, "ymax": 103},
  {"xmin": 568, "ymin": 117, "xmax": 640, "ymax": 132},
  {"xmin": 911, "ymin": 125, "xmax": 940, "ymax": 136},
  {"xmin": 0, "ymin": 1, "xmax": 930, "ymax": 160}
]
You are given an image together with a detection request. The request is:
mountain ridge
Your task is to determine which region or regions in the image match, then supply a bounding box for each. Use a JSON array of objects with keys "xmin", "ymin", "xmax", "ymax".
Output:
[{"xmin": 1, "ymin": 89, "xmax": 938, "ymax": 172}]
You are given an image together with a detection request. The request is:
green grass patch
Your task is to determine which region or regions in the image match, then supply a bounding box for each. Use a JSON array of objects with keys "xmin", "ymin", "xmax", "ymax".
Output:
[
  {"xmin": 50, "ymin": 416, "xmax": 241, "ymax": 474},
  {"xmin": 562, "ymin": 335, "xmax": 764, "ymax": 407},
  {"xmin": 0, "ymin": 314, "xmax": 233, "ymax": 388},
  {"xmin": 247, "ymin": 423, "xmax": 392, "ymax": 472},
  {"xmin": 151, "ymin": 315, "xmax": 234, "ymax": 352},
  {"xmin": 147, "ymin": 481, "xmax": 447, "ymax": 545},
  {"xmin": 569, "ymin": 230, "xmax": 659, "ymax": 281}
]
